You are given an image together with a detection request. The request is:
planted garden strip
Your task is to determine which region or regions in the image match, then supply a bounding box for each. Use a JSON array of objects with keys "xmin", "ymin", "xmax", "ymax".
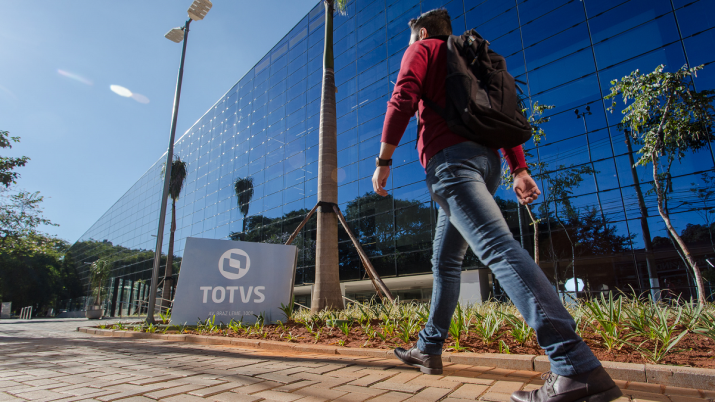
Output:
[{"xmin": 78, "ymin": 327, "xmax": 715, "ymax": 390}]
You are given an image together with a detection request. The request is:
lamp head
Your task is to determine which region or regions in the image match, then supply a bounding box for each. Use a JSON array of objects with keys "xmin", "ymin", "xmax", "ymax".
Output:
[
  {"xmin": 188, "ymin": 0, "xmax": 212, "ymax": 21},
  {"xmin": 165, "ymin": 27, "xmax": 185, "ymax": 43}
]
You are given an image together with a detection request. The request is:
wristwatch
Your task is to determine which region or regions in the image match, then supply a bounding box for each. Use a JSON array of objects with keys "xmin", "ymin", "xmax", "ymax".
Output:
[{"xmin": 376, "ymin": 157, "xmax": 392, "ymax": 167}]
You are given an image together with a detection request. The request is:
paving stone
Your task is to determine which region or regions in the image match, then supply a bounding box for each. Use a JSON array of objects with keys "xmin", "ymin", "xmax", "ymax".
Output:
[
  {"xmin": 667, "ymin": 397, "xmax": 706, "ymax": 402},
  {"xmin": 210, "ymin": 392, "xmax": 262, "ymax": 402},
  {"xmin": 382, "ymin": 372, "xmax": 422, "ymax": 384},
  {"xmin": 0, "ymin": 382, "xmax": 24, "ymax": 390},
  {"xmin": 102, "ymin": 383, "xmax": 169, "ymax": 397},
  {"xmin": 485, "ymin": 380, "xmax": 523, "ymax": 395},
  {"xmin": 215, "ymin": 375, "xmax": 263, "ymax": 387},
  {"xmin": 626, "ymin": 390, "xmax": 671, "ymax": 402},
  {"xmin": 21, "ymin": 379, "xmax": 66, "ymax": 388},
  {"xmin": 232, "ymin": 381, "xmax": 281, "ymax": 395},
  {"xmin": 128, "ymin": 375, "xmax": 183, "ymax": 386},
  {"xmin": 442, "ymin": 376, "xmax": 494, "ymax": 386},
  {"xmin": 479, "ymin": 391, "xmax": 513, "ymax": 402},
  {"xmin": 292, "ymin": 387, "xmax": 347, "ymax": 400},
  {"xmin": 333, "ymin": 385, "xmax": 387, "ymax": 397},
  {"xmin": 367, "ymin": 391, "xmax": 413, "ymax": 402},
  {"xmin": 347, "ymin": 373, "xmax": 394, "ymax": 387},
  {"xmin": 272, "ymin": 380, "xmax": 319, "ymax": 393},
  {"xmin": 629, "ymin": 382, "xmax": 664, "ymax": 394},
  {"xmin": 188, "ymin": 383, "xmax": 243, "ymax": 397},
  {"xmin": 251, "ymin": 389, "xmax": 303, "ymax": 401},
  {"xmin": 144, "ymin": 384, "xmax": 207, "ymax": 400},
  {"xmin": 331, "ymin": 393, "xmax": 374, "ymax": 402},
  {"xmin": 403, "ymin": 386, "xmax": 452, "ymax": 402},
  {"xmin": 56, "ymin": 385, "xmax": 112, "ymax": 396},
  {"xmin": 173, "ymin": 376, "xmax": 227, "ymax": 387},
  {"xmin": 161, "ymin": 395, "xmax": 207, "ymax": 402},
  {"xmin": 257, "ymin": 367, "xmax": 307, "ymax": 384},
  {"xmin": 53, "ymin": 375, "xmax": 96, "ymax": 385},
  {"xmin": 370, "ymin": 381, "xmax": 425, "ymax": 394},
  {"xmin": 323, "ymin": 367, "xmax": 369, "ymax": 379},
  {"xmin": 0, "ymin": 392, "xmax": 25, "ymax": 401},
  {"xmin": 665, "ymin": 386, "xmax": 703, "ymax": 398},
  {"xmin": 13, "ymin": 389, "xmax": 70, "ymax": 401},
  {"xmin": 406, "ymin": 375, "xmax": 461, "ymax": 390},
  {"xmin": 448, "ymin": 384, "xmax": 490, "ymax": 400}
]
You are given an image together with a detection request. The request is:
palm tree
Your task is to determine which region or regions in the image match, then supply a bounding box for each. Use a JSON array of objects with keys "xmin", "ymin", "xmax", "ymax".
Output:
[
  {"xmin": 313, "ymin": 0, "xmax": 348, "ymax": 313},
  {"xmin": 161, "ymin": 157, "xmax": 188, "ymax": 310},
  {"xmin": 233, "ymin": 177, "xmax": 254, "ymax": 240}
]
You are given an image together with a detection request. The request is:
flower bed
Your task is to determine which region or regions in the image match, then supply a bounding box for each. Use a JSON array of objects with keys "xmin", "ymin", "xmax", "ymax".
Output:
[{"xmin": 99, "ymin": 295, "xmax": 715, "ymax": 369}]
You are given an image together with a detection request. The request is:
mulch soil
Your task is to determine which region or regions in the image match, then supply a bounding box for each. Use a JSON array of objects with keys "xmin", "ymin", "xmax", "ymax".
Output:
[{"xmin": 164, "ymin": 320, "xmax": 715, "ymax": 369}]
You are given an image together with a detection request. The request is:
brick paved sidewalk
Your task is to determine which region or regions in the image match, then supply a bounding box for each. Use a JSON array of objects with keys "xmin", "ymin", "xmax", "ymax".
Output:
[{"xmin": 0, "ymin": 319, "xmax": 712, "ymax": 402}]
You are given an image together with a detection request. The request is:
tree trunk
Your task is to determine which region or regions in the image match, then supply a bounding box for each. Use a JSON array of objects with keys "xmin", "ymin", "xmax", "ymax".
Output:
[
  {"xmin": 625, "ymin": 132, "xmax": 660, "ymax": 300},
  {"xmin": 525, "ymin": 206, "xmax": 539, "ymax": 266},
  {"xmin": 313, "ymin": 0, "xmax": 344, "ymax": 313},
  {"xmin": 652, "ymin": 154, "xmax": 707, "ymax": 304},
  {"xmin": 161, "ymin": 199, "xmax": 176, "ymax": 312}
]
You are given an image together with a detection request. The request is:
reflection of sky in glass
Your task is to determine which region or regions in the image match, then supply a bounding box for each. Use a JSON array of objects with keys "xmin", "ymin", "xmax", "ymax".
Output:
[{"xmin": 70, "ymin": 0, "xmax": 715, "ymax": 297}]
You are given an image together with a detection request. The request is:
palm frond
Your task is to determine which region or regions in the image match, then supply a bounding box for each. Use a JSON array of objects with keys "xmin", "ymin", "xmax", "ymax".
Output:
[
  {"xmin": 169, "ymin": 157, "xmax": 188, "ymax": 202},
  {"xmin": 335, "ymin": 0, "xmax": 348, "ymax": 15},
  {"xmin": 234, "ymin": 177, "xmax": 255, "ymax": 218}
]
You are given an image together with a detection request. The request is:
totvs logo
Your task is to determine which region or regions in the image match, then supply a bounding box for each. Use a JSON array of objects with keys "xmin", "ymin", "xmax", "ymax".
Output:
[
  {"xmin": 198, "ymin": 247, "xmax": 265, "ymax": 304},
  {"xmin": 218, "ymin": 248, "xmax": 250, "ymax": 280}
]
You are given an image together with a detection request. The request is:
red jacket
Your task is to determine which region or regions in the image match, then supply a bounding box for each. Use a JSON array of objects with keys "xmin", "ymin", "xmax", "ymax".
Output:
[{"xmin": 381, "ymin": 37, "xmax": 528, "ymax": 172}]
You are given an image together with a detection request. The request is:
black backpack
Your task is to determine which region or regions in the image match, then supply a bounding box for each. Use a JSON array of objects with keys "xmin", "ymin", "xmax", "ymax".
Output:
[{"xmin": 421, "ymin": 30, "xmax": 531, "ymax": 149}]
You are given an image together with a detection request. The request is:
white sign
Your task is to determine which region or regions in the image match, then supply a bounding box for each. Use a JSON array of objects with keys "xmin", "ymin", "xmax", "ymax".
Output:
[
  {"xmin": 0, "ymin": 302, "xmax": 10, "ymax": 319},
  {"xmin": 171, "ymin": 238, "xmax": 298, "ymax": 325}
]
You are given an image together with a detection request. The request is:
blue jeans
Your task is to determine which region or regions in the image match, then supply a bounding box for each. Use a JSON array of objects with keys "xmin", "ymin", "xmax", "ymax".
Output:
[{"xmin": 415, "ymin": 142, "xmax": 601, "ymax": 376}]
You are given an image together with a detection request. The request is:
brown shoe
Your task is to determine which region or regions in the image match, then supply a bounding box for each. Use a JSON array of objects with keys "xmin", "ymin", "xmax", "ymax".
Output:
[
  {"xmin": 511, "ymin": 366, "xmax": 622, "ymax": 402},
  {"xmin": 394, "ymin": 347, "xmax": 443, "ymax": 375}
]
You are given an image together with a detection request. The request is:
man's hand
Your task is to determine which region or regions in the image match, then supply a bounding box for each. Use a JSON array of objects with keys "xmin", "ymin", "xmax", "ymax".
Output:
[
  {"xmin": 513, "ymin": 170, "xmax": 541, "ymax": 205},
  {"xmin": 372, "ymin": 166, "xmax": 391, "ymax": 197}
]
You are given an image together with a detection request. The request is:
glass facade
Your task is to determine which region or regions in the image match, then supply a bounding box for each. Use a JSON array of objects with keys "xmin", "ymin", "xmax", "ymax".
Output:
[{"xmin": 68, "ymin": 0, "xmax": 715, "ymax": 313}]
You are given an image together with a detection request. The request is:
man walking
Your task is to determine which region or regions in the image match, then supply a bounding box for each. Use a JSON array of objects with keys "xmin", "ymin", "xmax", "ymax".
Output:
[{"xmin": 372, "ymin": 9, "xmax": 622, "ymax": 402}]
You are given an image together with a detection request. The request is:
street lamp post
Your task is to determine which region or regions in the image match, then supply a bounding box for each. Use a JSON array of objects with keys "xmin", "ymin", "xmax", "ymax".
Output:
[{"xmin": 146, "ymin": 0, "xmax": 212, "ymax": 325}]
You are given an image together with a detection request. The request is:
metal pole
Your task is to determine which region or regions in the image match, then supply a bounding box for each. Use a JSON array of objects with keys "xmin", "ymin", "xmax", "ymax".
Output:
[{"xmin": 147, "ymin": 18, "xmax": 192, "ymax": 324}]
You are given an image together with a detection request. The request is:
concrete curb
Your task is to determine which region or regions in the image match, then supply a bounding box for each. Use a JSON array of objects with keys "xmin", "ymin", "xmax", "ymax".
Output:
[{"xmin": 77, "ymin": 327, "xmax": 715, "ymax": 391}]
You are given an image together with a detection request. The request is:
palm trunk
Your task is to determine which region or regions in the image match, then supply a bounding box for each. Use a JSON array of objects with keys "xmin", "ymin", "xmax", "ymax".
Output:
[
  {"xmin": 161, "ymin": 199, "xmax": 177, "ymax": 311},
  {"xmin": 313, "ymin": 0, "xmax": 344, "ymax": 312},
  {"xmin": 652, "ymin": 154, "xmax": 706, "ymax": 304},
  {"xmin": 525, "ymin": 206, "xmax": 539, "ymax": 266}
]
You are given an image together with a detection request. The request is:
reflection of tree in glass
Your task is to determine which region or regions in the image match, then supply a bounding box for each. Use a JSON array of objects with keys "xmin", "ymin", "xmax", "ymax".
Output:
[
  {"xmin": 341, "ymin": 193, "xmax": 433, "ymax": 277},
  {"xmin": 503, "ymin": 102, "xmax": 553, "ymax": 265},
  {"xmin": 230, "ymin": 177, "xmax": 254, "ymax": 241},
  {"xmin": 607, "ymin": 64, "xmax": 715, "ymax": 304},
  {"xmin": 687, "ymin": 171, "xmax": 715, "ymax": 252},
  {"xmin": 538, "ymin": 164, "xmax": 598, "ymax": 291},
  {"xmin": 68, "ymin": 240, "xmax": 175, "ymax": 283},
  {"xmin": 161, "ymin": 157, "xmax": 187, "ymax": 309}
]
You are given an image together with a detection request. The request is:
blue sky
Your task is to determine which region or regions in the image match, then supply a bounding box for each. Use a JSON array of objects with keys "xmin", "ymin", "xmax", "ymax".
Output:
[{"xmin": 1, "ymin": 1, "xmax": 320, "ymax": 243}]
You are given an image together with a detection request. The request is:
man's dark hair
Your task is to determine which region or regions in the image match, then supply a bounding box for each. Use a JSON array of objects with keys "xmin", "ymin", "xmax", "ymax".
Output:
[{"xmin": 409, "ymin": 9, "xmax": 452, "ymax": 37}]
